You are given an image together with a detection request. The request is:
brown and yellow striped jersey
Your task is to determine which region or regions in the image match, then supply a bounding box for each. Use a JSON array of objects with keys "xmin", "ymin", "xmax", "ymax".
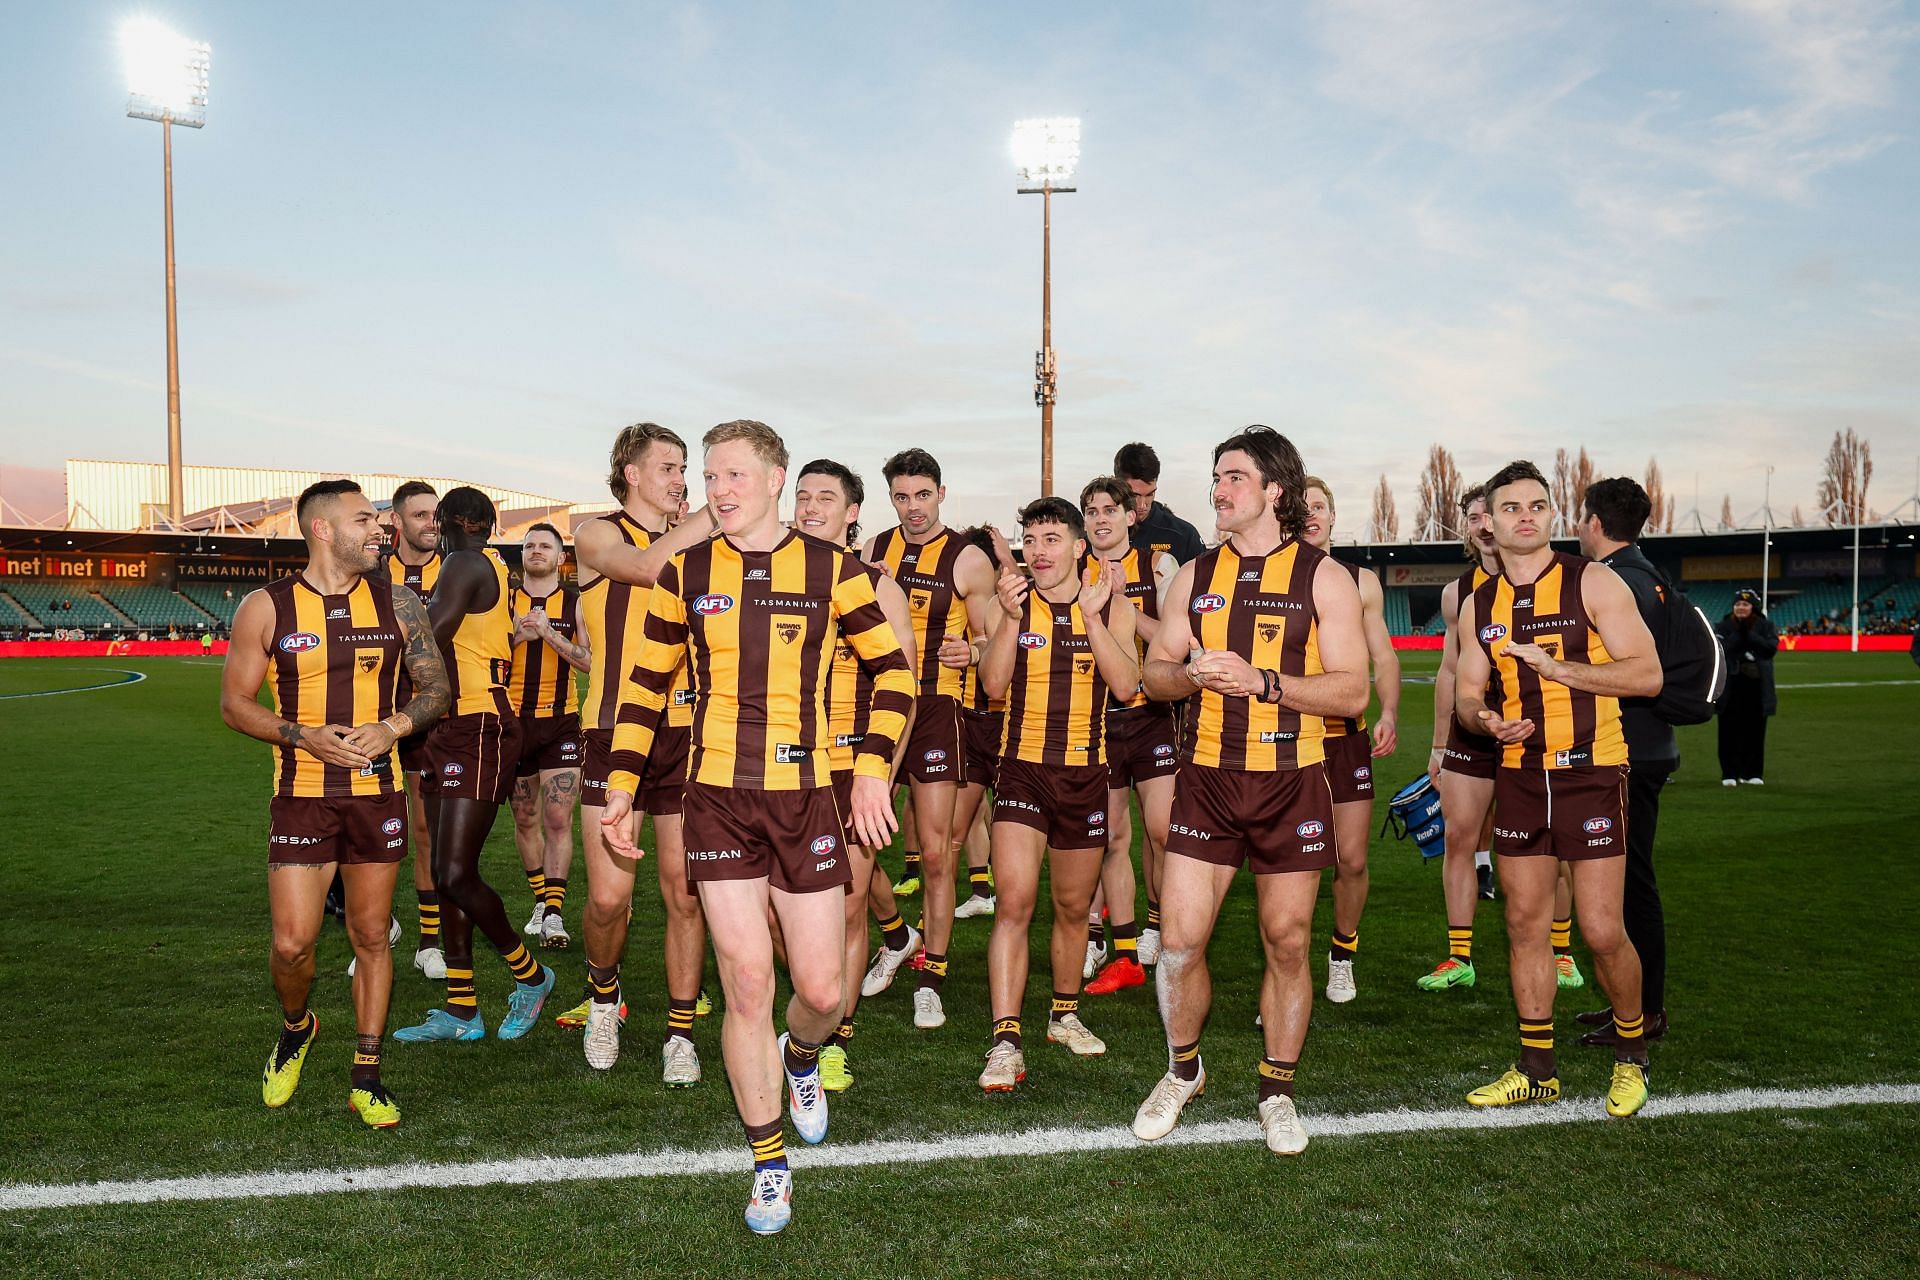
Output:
[
  {"xmin": 383, "ymin": 550, "xmax": 440, "ymax": 714},
  {"xmin": 1470, "ymin": 551, "xmax": 1628, "ymax": 770},
  {"xmin": 1321, "ymin": 558, "xmax": 1370, "ymax": 738},
  {"xmin": 609, "ymin": 531, "xmax": 915, "ymax": 792},
  {"xmin": 507, "ymin": 583, "xmax": 581, "ymax": 718},
  {"xmin": 1180, "ymin": 538, "xmax": 1329, "ymax": 771},
  {"xmin": 264, "ymin": 574, "xmax": 403, "ymax": 798},
  {"xmin": 580, "ymin": 511, "xmax": 693, "ymax": 733},
  {"xmin": 999, "ymin": 589, "xmax": 1111, "ymax": 766},
  {"xmin": 1085, "ymin": 547, "xmax": 1157, "ymax": 710},
  {"xmin": 871, "ymin": 527, "xmax": 972, "ymax": 700},
  {"xmin": 826, "ymin": 556, "xmax": 887, "ymax": 775},
  {"xmin": 445, "ymin": 547, "xmax": 513, "ymax": 718}
]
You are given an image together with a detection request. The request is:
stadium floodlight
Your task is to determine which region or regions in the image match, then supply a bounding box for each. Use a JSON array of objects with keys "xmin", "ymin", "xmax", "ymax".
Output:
[
  {"xmin": 120, "ymin": 18, "xmax": 209, "ymax": 528},
  {"xmin": 1011, "ymin": 117, "xmax": 1079, "ymax": 495}
]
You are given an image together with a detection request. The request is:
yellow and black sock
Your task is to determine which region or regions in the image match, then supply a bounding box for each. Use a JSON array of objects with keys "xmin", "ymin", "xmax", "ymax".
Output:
[
  {"xmin": 351, "ymin": 1033, "xmax": 382, "ymax": 1087},
  {"xmin": 1551, "ymin": 918, "xmax": 1573, "ymax": 955},
  {"xmin": 968, "ymin": 867, "xmax": 992, "ymax": 898},
  {"xmin": 446, "ymin": 965, "xmax": 478, "ymax": 1019},
  {"xmin": 826, "ymin": 1019, "xmax": 855, "ymax": 1050},
  {"xmin": 1518, "ymin": 1016, "xmax": 1556, "ymax": 1080},
  {"xmin": 745, "ymin": 1117, "xmax": 787, "ymax": 1171},
  {"xmin": 1049, "ymin": 991, "xmax": 1079, "ymax": 1023},
  {"xmin": 503, "ymin": 942, "xmax": 543, "ymax": 985},
  {"xmin": 901, "ymin": 848, "xmax": 922, "ymax": 880},
  {"xmin": 1169, "ymin": 1038, "xmax": 1202, "ymax": 1082},
  {"xmin": 1448, "ymin": 925, "xmax": 1472, "ymax": 961},
  {"xmin": 589, "ymin": 963, "xmax": 621, "ymax": 1006},
  {"xmin": 416, "ymin": 890, "xmax": 441, "ymax": 947},
  {"xmin": 273, "ymin": 1009, "xmax": 314, "ymax": 1069},
  {"xmin": 525, "ymin": 867, "xmax": 546, "ymax": 905},
  {"xmin": 782, "ymin": 1033, "xmax": 821, "ymax": 1076},
  {"xmin": 917, "ymin": 952, "xmax": 949, "ymax": 993},
  {"xmin": 992, "ymin": 1016, "xmax": 1022, "ymax": 1049},
  {"xmin": 1612, "ymin": 1011, "xmax": 1647, "ymax": 1063},
  {"xmin": 1257, "ymin": 1056, "xmax": 1297, "ymax": 1101},
  {"xmin": 1088, "ymin": 920, "xmax": 1107, "ymax": 949},
  {"xmin": 1145, "ymin": 897, "xmax": 1161, "ymax": 932},
  {"xmin": 1113, "ymin": 921, "xmax": 1139, "ymax": 960},
  {"xmin": 1330, "ymin": 929, "xmax": 1358, "ymax": 963},
  {"xmin": 664, "ymin": 995, "xmax": 696, "ymax": 1043},
  {"xmin": 544, "ymin": 876, "xmax": 567, "ymax": 916},
  {"xmin": 876, "ymin": 909, "xmax": 911, "ymax": 952}
]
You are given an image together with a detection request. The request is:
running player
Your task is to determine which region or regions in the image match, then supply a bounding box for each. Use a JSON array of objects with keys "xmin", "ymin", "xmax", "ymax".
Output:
[
  {"xmin": 1130, "ymin": 426, "xmax": 1368, "ymax": 1156},
  {"xmin": 384, "ymin": 480, "xmax": 447, "ymax": 979},
  {"xmin": 977, "ymin": 498, "xmax": 1140, "ymax": 1091},
  {"xmin": 792, "ymin": 459, "xmax": 918, "ymax": 1092},
  {"xmin": 507, "ymin": 522, "xmax": 589, "ymax": 950},
  {"xmin": 569, "ymin": 424, "xmax": 716, "ymax": 1080},
  {"xmin": 1455, "ymin": 460, "xmax": 1659, "ymax": 1118},
  {"xmin": 393, "ymin": 488, "xmax": 555, "ymax": 1042},
  {"xmin": 1299, "ymin": 476, "xmax": 1401, "ymax": 1004},
  {"xmin": 221, "ymin": 480, "xmax": 449, "ymax": 1127},
  {"xmin": 863, "ymin": 450, "xmax": 999, "ymax": 1030},
  {"xmin": 601, "ymin": 420, "xmax": 915, "ymax": 1234},
  {"xmin": 1080, "ymin": 476, "xmax": 1179, "ymax": 995}
]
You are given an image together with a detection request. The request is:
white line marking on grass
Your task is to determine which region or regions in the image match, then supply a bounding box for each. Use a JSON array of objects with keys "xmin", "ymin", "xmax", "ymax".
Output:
[
  {"xmin": 1775, "ymin": 678, "xmax": 1920, "ymax": 689},
  {"xmin": 1, "ymin": 1082, "xmax": 1912, "ymax": 1212},
  {"xmin": 0, "ymin": 669, "xmax": 147, "ymax": 700}
]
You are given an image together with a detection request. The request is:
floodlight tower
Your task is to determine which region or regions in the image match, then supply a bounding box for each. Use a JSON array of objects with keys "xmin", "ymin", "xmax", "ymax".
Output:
[
  {"xmin": 1012, "ymin": 118, "xmax": 1079, "ymax": 497},
  {"xmin": 121, "ymin": 19, "xmax": 209, "ymax": 529}
]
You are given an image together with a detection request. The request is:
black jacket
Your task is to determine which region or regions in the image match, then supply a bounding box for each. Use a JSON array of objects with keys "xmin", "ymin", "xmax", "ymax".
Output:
[
  {"xmin": 1128, "ymin": 502, "xmax": 1208, "ymax": 565},
  {"xmin": 1600, "ymin": 545, "xmax": 1678, "ymax": 764},
  {"xmin": 1715, "ymin": 611, "xmax": 1778, "ymax": 716}
]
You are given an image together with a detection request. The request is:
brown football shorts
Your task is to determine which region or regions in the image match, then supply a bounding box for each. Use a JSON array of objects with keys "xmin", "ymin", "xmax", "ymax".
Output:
[
  {"xmin": 1324, "ymin": 730, "xmax": 1376, "ymax": 804},
  {"xmin": 680, "ymin": 779, "xmax": 852, "ymax": 894},
  {"xmin": 268, "ymin": 791, "xmax": 409, "ymax": 866},
  {"xmin": 992, "ymin": 758, "xmax": 1109, "ymax": 851},
  {"xmin": 902, "ymin": 694, "xmax": 965, "ymax": 786},
  {"xmin": 1441, "ymin": 718, "xmax": 1500, "ymax": 780},
  {"xmin": 580, "ymin": 721, "xmax": 689, "ymax": 816},
  {"xmin": 1165, "ymin": 761, "xmax": 1337, "ymax": 875},
  {"xmin": 514, "ymin": 712, "xmax": 583, "ymax": 778},
  {"xmin": 1105, "ymin": 702, "xmax": 1180, "ymax": 791},
  {"xmin": 962, "ymin": 707, "xmax": 1002, "ymax": 789},
  {"xmin": 428, "ymin": 712, "xmax": 521, "ymax": 805},
  {"xmin": 1491, "ymin": 765, "xmax": 1628, "ymax": 861}
]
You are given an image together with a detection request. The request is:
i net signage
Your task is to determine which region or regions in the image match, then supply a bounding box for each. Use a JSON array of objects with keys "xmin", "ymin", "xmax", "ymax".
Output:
[{"xmin": 0, "ymin": 551, "xmax": 151, "ymax": 581}]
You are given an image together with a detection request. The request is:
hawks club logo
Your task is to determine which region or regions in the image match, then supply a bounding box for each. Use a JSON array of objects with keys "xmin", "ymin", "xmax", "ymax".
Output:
[
  {"xmin": 694, "ymin": 594, "xmax": 734, "ymax": 616},
  {"xmin": 1257, "ymin": 623, "xmax": 1280, "ymax": 642},
  {"xmin": 1480, "ymin": 622, "xmax": 1508, "ymax": 643},
  {"xmin": 382, "ymin": 818, "xmax": 404, "ymax": 836},
  {"xmin": 1584, "ymin": 816, "xmax": 1613, "ymax": 834},
  {"xmin": 1073, "ymin": 656, "xmax": 1094, "ymax": 676},
  {"xmin": 357, "ymin": 653, "xmax": 380, "ymax": 673},
  {"xmin": 776, "ymin": 622, "xmax": 802, "ymax": 644},
  {"xmin": 1192, "ymin": 593, "xmax": 1227, "ymax": 614},
  {"xmin": 810, "ymin": 834, "xmax": 838, "ymax": 856},
  {"xmin": 278, "ymin": 631, "xmax": 321, "ymax": 654},
  {"xmin": 1296, "ymin": 820, "xmax": 1326, "ymax": 838},
  {"xmin": 1018, "ymin": 632, "xmax": 1047, "ymax": 649}
]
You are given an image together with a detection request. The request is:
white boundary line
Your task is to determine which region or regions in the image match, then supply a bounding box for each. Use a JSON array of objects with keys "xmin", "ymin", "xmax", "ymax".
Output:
[
  {"xmin": 1775, "ymin": 678, "xmax": 1920, "ymax": 689},
  {"xmin": 0, "ymin": 668, "xmax": 147, "ymax": 700},
  {"xmin": 2, "ymin": 1082, "xmax": 1912, "ymax": 1212}
]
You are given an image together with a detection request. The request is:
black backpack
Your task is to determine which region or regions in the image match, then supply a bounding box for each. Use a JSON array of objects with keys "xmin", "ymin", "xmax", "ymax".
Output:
[{"xmin": 1618, "ymin": 560, "xmax": 1725, "ymax": 725}]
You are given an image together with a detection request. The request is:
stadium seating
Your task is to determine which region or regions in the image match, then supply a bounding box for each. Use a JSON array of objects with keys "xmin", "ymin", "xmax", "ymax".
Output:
[
  {"xmin": 8, "ymin": 583, "xmax": 121, "ymax": 630},
  {"xmin": 1681, "ymin": 582, "xmax": 1737, "ymax": 622},
  {"xmin": 179, "ymin": 583, "xmax": 244, "ymax": 624},
  {"xmin": 1382, "ymin": 587, "xmax": 1413, "ymax": 637},
  {"xmin": 0, "ymin": 591, "xmax": 39, "ymax": 627},
  {"xmin": 1770, "ymin": 581, "xmax": 1876, "ymax": 628},
  {"xmin": 102, "ymin": 584, "xmax": 218, "ymax": 630}
]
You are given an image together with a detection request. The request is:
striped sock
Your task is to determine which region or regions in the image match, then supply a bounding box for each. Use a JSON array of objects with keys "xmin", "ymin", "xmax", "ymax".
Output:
[
  {"xmin": 416, "ymin": 890, "xmax": 441, "ymax": 947},
  {"xmin": 745, "ymin": 1117, "xmax": 787, "ymax": 1171},
  {"xmin": 1113, "ymin": 920, "xmax": 1138, "ymax": 959},
  {"xmin": 1049, "ymin": 991, "xmax": 1079, "ymax": 1023},
  {"xmin": 782, "ymin": 1034, "xmax": 821, "ymax": 1076},
  {"xmin": 1169, "ymin": 1038, "xmax": 1202, "ymax": 1082},
  {"xmin": 901, "ymin": 850, "xmax": 922, "ymax": 880},
  {"xmin": 1088, "ymin": 920, "xmax": 1107, "ymax": 949},
  {"xmin": 664, "ymin": 996, "xmax": 695, "ymax": 1043},
  {"xmin": 1552, "ymin": 918, "xmax": 1573, "ymax": 954},
  {"xmin": 1448, "ymin": 925, "xmax": 1472, "ymax": 961},
  {"xmin": 351, "ymin": 1033, "xmax": 382, "ymax": 1087},
  {"xmin": 503, "ymin": 942, "xmax": 542, "ymax": 985},
  {"xmin": 826, "ymin": 1019, "xmax": 855, "ymax": 1049},
  {"xmin": 992, "ymin": 1016, "xmax": 1022, "ymax": 1049},
  {"xmin": 876, "ymin": 910, "xmax": 910, "ymax": 952},
  {"xmin": 1257, "ymin": 1056, "xmax": 1297, "ymax": 1101},
  {"xmin": 1145, "ymin": 898, "xmax": 1161, "ymax": 932},
  {"xmin": 446, "ymin": 965, "xmax": 478, "ymax": 1018},
  {"xmin": 544, "ymin": 876, "xmax": 568, "ymax": 916},
  {"xmin": 968, "ymin": 867, "xmax": 992, "ymax": 898},
  {"xmin": 525, "ymin": 867, "xmax": 546, "ymax": 905},
  {"xmin": 917, "ymin": 952, "xmax": 949, "ymax": 993},
  {"xmin": 1612, "ymin": 1011, "xmax": 1647, "ymax": 1062},
  {"xmin": 1518, "ymin": 1017, "xmax": 1556, "ymax": 1080},
  {"xmin": 1331, "ymin": 929, "xmax": 1358, "ymax": 963},
  {"xmin": 589, "ymin": 963, "xmax": 620, "ymax": 1006}
]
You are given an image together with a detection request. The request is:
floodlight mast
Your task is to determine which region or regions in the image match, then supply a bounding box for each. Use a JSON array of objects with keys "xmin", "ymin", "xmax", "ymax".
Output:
[
  {"xmin": 121, "ymin": 20, "xmax": 209, "ymax": 528},
  {"xmin": 1013, "ymin": 118, "xmax": 1079, "ymax": 497}
]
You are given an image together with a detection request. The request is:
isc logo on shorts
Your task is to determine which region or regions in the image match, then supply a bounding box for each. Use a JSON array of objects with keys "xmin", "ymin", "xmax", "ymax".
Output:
[
  {"xmin": 810, "ymin": 834, "xmax": 838, "ymax": 856},
  {"xmin": 1018, "ymin": 632, "xmax": 1047, "ymax": 649},
  {"xmin": 278, "ymin": 631, "xmax": 321, "ymax": 654},
  {"xmin": 1297, "ymin": 820, "xmax": 1325, "ymax": 838},
  {"xmin": 443, "ymin": 763, "xmax": 465, "ymax": 776},
  {"xmin": 1584, "ymin": 816, "xmax": 1613, "ymax": 834},
  {"xmin": 1192, "ymin": 593, "xmax": 1227, "ymax": 614},
  {"xmin": 1480, "ymin": 622, "xmax": 1508, "ymax": 643},
  {"xmin": 693, "ymin": 594, "xmax": 735, "ymax": 616},
  {"xmin": 382, "ymin": 818, "xmax": 404, "ymax": 836}
]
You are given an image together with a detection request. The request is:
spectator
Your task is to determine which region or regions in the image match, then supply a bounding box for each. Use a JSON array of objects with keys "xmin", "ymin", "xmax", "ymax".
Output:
[
  {"xmin": 1114, "ymin": 441, "xmax": 1207, "ymax": 563},
  {"xmin": 1715, "ymin": 588, "xmax": 1778, "ymax": 786}
]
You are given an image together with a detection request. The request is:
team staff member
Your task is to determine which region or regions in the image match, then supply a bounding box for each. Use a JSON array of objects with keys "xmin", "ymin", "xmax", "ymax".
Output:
[
  {"xmin": 977, "ymin": 498, "xmax": 1140, "ymax": 1091},
  {"xmin": 1455, "ymin": 460, "xmax": 1661, "ymax": 1118},
  {"xmin": 1714, "ymin": 590, "xmax": 1778, "ymax": 785},
  {"xmin": 221, "ymin": 479, "xmax": 450, "ymax": 1129},
  {"xmin": 864, "ymin": 450, "xmax": 999, "ymax": 1031},
  {"xmin": 506, "ymin": 523, "xmax": 590, "ymax": 950},
  {"xmin": 1300, "ymin": 477, "xmax": 1401, "ymax": 1004},
  {"xmin": 1115, "ymin": 442, "xmax": 1207, "ymax": 564},
  {"xmin": 385, "ymin": 480, "xmax": 448, "ymax": 980},
  {"xmin": 1574, "ymin": 479, "xmax": 1678, "ymax": 1048},
  {"xmin": 1131, "ymin": 427, "xmax": 1368, "ymax": 1157},
  {"xmin": 568, "ymin": 423, "xmax": 715, "ymax": 1081},
  {"xmin": 791, "ymin": 459, "xmax": 918, "ymax": 1093},
  {"xmin": 1080, "ymin": 476, "xmax": 1178, "ymax": 995},
  {"xmin": 601, "ymin": 420, "xmax": 915, "ymax": 1235},
  {"xmin": 394, "ymin": 488, "xmax": 555, "ymax": 1043}
]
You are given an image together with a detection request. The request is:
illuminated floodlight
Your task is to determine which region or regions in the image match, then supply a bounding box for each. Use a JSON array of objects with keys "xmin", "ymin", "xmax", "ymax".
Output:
[
  {"xmin": 1012, "ymin": 117, "xmax": 1080, "ymax": 189},
  {"xmin": 122, "ymin": 18, "xmax": 210, "ymax": 128}
]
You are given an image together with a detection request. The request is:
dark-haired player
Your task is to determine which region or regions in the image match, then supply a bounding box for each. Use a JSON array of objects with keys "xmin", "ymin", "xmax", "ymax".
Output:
[
  {"xmin": 1115, "ymin": 441, "xmax": 1207, "ymax": 565},
  {"xmin": 1131, "ymin": 427, "xmax": 1367, "ymax": 1156},
  {"xmin": 385, "ymin": 480, "xmax": 447, "ymax": 979},
  {"xmin": 221, "ymin": 480, "xmax": 450, "ymax": 1128},
  {"xmin": 394, "ymin": 487, "xmax": 555, "ymax": 1042}
]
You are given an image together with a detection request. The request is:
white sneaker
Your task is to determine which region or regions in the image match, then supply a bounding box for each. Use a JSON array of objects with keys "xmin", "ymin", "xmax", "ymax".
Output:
[
  {"xmin": 979, "ymin": 1040, "xmax": 1026, "ymax": 1092},
  {"xmin": 523, "ymin": 902, "xmax": 546, "ymax": 936},
  {"xmin": 1257, "ymin": 1094, "xmax": 1309, "ymax": 1155},
  {"xmin": 1743, "ymin": 777, "xmax": 1765, "ymax": 786},
  {"xmin": 954, "ymin": 894, "xmax": 997, "ymax": 919},
  {"xmin": 662, "ymin": 1033, "xmax": 700, "ymax": 1086},
  {"xmin": 540, "ymin": 911, "xmax": 569, "ymax": 949},
  {"xmin": 779, "ymin": 1033, "xmax": 830, "ymax": 1144},
  {"xmin": 1137, "ymin": 927, "xmax": 1162, "ymax": 966},
  {"xmin": 413, "ymin": 946, "xmax": 447, "ymax": 980},
  {"xmin": 860, "ymin": 925, "xmax": 922, "ymax": 998},
  {"xmin": 912, "ymin": 986, "xmax": 946, "ymax": 1029},
  {"xmin": 1722, "ymin": 778, "xmax": 1738, "ymax": 787},
  {"xmin": 583, "ymin": 999, "xmax": 623, "ymax": 1070},
  {"xmin": 1326, "ymin": 956, "xmax": 1357, "ymax": 1004},
  {"xmin": 347, "ymin": 914, "xmax": 403, "ymax": 976},
  {"xmin": 743, "ymin": 1165, "xmax": 793, "ymax": 1235},
  {"xmin": 1083, "ymin": 940, "xmax": 1108, "ymax": 981},
  {"xmin": 1132, "ymin": 1064, "xmax": 1206, "ymax": 1141},
  {"xmin": 1046, "ymin": 1012, "xmax": 1106, "ymax": 1057}
]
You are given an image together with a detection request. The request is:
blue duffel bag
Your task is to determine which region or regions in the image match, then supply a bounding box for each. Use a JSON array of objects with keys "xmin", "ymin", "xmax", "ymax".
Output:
[{"xmin": 1382, "ymin": 773, "xmax": 1445, "ymax": 861}]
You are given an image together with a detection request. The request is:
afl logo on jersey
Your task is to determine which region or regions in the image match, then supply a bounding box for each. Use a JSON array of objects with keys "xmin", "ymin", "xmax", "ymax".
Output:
[
  {"xmin": 1018, "ymin": 632, "xmax": 1047, "ymax": 649},
  {"xmin": 382, "ymin": 818, "xmax": 404, "ymax": 836},
  {"xmin": 1192, "ymin": 593, "xmax": 1227, "ymax": 614},
  {"xmin": 810, "ymin": 834, "xmax": 838, "ymax": 856},
  {"xmin": 279, "ymin": 631, "xmax": 321, "ymax": 654},
  {"xmin": 1584, "ymin": 816, "xmax": 1613, "ymax": 834},
  {"xmin": 1480, "ymin": 622, "xmax": 1508, "ymax": 643},
  {"xmin": 693, "ymin": 594, "xmax": 734, "ymax": 616},
  {"xmin": 1296, "ymin": 820, "xmax": 1326, "ymax": 838}
]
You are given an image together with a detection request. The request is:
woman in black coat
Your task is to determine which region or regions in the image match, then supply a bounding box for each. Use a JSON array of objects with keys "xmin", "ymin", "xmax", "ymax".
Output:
[{"xmin": 1715, "ymin": 588, "xmax": 1778, "ymax": 785}]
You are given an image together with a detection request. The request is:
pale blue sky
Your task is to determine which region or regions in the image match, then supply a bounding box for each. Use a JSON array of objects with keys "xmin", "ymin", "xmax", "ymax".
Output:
[{"xmin": 2, "ymin": 1, "xmax": 1916, "ymax": 532}]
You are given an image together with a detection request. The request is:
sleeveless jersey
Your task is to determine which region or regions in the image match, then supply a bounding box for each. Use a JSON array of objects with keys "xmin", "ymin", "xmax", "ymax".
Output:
[
  {"xmin": 1180, "ymin": 538, "xmax": 1329, "ymax": 772},
  {"xmin": 579, "ymin": 511, "xmax": 693, "ymax": 733},
  {"xmin": 384, "ymin": 550, "xmax": 440, "ymax": 714},
  {"xmin": 507, "ymin": 583, "xmax": 581, "ymax": 718},
  {"xmin": 826, "ymin": 556, "xmax": 887, "ymax": 774},
  {"xmin": 445, "ymin": 547, "xmax": 513, "ymax": 717},
  {"xmin": 1470, "ymin": 551, "xmax": 1628, "ymax": 770},
  {"xmin": 1086, "ymin": 547, "xmax": 1158, "ymax": 710},
  {"xmin": 1000, "ymin": 589, "xmax": 1109, "ymax": 767},
  {"xmin": 1322, "ymin": 558, "xmax": 1370, "ymax": 737},
  {"xmin": 871, "ymin": 527, "xmax": 971, "ymax": 700},
  {"xmin": 264, "ymin": 574, "xmax": 403, "ymax": 798}
]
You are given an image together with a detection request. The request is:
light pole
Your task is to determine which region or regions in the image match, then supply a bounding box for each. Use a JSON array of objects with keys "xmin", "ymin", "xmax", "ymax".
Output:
[
  {"xmin": 1760, "ymin": 465, "xmax": 1773, "ymax": 615},
  {"xmin": 1012, "ymin": 118, "xmax": 1079, "ymax": 497},
  {"xmin": 121, "ymin": 19, "xmax": 210, "ymax": 529}
]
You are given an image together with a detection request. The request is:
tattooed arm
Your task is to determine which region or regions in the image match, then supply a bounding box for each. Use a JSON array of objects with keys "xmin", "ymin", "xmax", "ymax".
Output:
[
  {"xmin": 389, "ymin": 585, "xmax": 451, "ymax": 736},
  {"xmin": 540, "ymin": 597, "xmax": 592, "ymax": 673}
]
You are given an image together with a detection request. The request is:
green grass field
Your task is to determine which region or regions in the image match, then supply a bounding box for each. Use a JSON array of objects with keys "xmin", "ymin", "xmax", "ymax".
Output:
[{"xmin": 2, "ymin": 652, "xmax": 1916, "ymax": 1278}]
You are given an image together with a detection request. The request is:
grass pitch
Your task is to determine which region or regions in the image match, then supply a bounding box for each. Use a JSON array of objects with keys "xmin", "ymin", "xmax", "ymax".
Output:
[{"xmin": 1, "ymin": 652, "xmax": 1915, "ymax": 1277}]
